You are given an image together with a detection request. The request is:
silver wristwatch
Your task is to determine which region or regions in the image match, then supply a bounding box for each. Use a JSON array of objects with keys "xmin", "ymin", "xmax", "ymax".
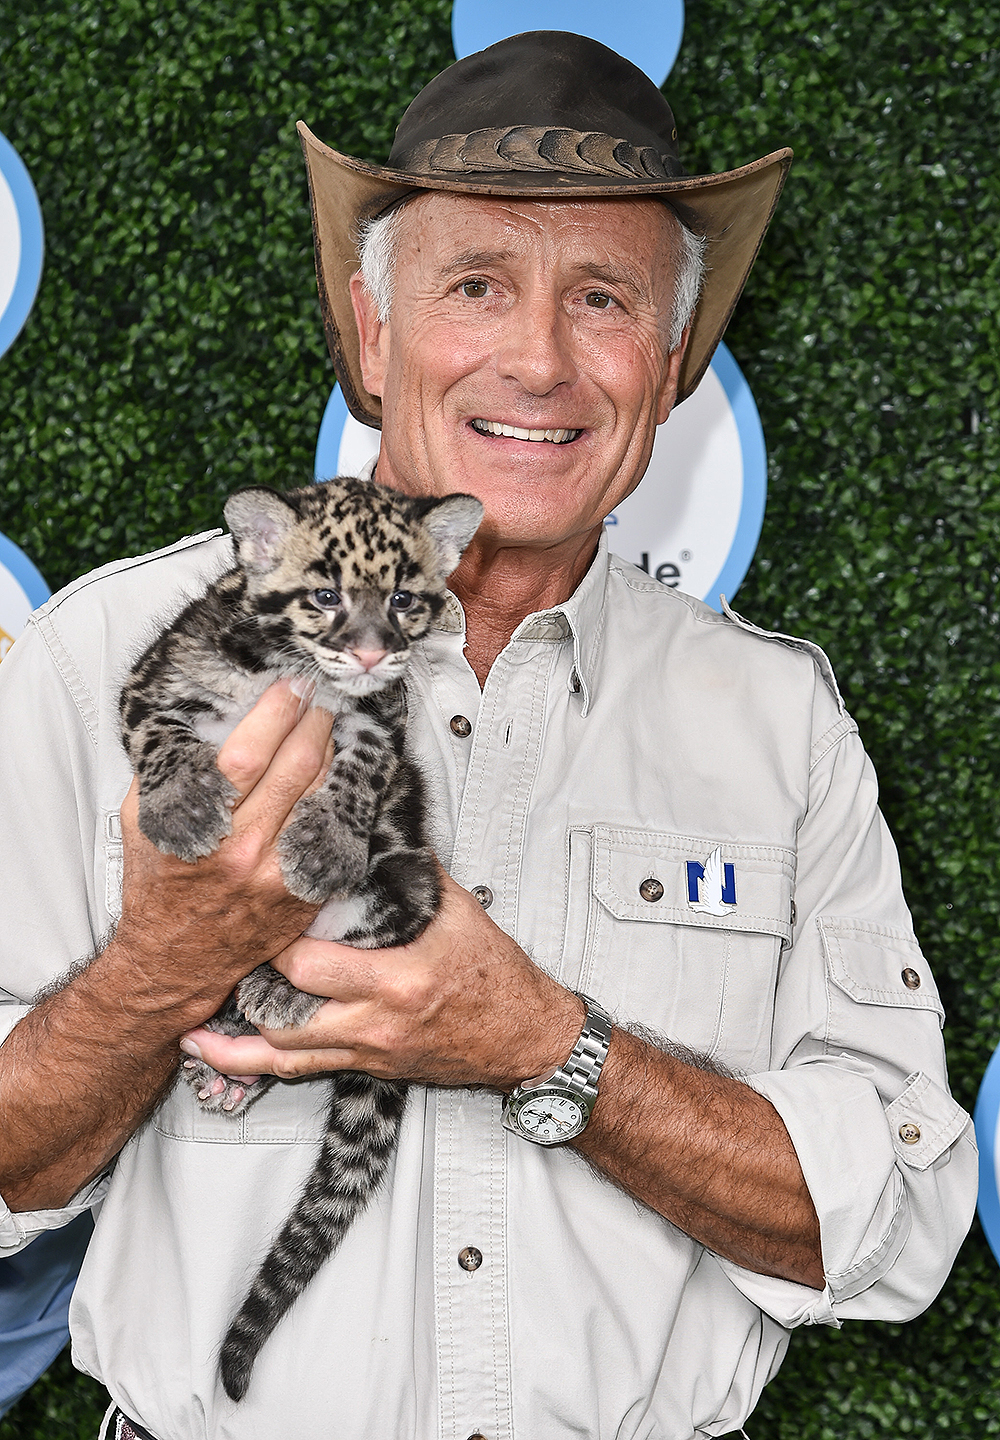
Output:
[{"xmin": 501, "ymin": 994, "xmax": 613, "ymax": 1146}]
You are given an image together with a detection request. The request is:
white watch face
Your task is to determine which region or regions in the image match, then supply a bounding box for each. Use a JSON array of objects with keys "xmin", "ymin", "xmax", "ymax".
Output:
[{"xmin": 514, "ymin": 1092, "xmax": 586, "ymax": 1143}]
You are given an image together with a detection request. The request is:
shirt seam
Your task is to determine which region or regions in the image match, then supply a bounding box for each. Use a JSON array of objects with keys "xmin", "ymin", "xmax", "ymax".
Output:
[
  {"xmin": 824, "ymin": 1170, "xmax": 907, "ymax": 1290},
  {"xmin": 809, "ymin": 716, "xmax": 859, "ymax": 771},
  {"xmin": 30, "ymin": 612, "xmax": 100, "ymax": 748},
  {"xmin": 33, "ymin": 529, "xmax": 225, "ymax": 616}
]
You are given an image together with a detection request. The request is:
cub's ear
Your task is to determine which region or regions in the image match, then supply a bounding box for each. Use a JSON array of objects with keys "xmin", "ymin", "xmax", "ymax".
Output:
[
  {"xmin": 418, "ymin": 494, "xmax": 484, "ymax": 576},
  {"xmin": 224, "ymin": 488, "xmax": 299, "ymax": 573}
]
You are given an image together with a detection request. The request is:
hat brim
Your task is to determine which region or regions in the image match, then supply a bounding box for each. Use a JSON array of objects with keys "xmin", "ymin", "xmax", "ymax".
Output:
[{"xmin": 297, "ymin": 120, "xmax": 792, "ymax": 426}]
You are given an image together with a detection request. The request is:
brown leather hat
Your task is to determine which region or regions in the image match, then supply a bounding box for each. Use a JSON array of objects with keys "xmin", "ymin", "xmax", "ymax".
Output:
[{"xmin": 297, "ymin": 30, "xmax": 792, "ymax": 427}]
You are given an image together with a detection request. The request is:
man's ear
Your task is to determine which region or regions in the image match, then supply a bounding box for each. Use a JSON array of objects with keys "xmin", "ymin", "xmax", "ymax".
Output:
[
  {"xmin": 349, "ymin": 269, "xmax": 389, "ymax": 398},
  {"xmin": 656, "ymin": 327, "xmax": 690, "ymax": 426}
]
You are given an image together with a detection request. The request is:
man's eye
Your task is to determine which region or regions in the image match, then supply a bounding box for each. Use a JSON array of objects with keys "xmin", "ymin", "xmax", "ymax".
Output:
[
  {"xmin": 311, "ymin": 588, "xmax": 341, "ymax": 610},
  {"xmin": 460, "ymin": 279, "xmax": 489, "ymax": 299},
  {"xmin": 585, "ymin": 291, "xmax": 614, "ymax": 310},
  {"xmin": 389, "ymin": 591, "xmax": 415, "ymax": 611}
]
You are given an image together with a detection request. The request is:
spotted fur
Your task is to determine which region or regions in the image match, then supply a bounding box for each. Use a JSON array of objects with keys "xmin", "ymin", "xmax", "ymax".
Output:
[{"xmin": 119, "ymin": 476, "xmax": 483, "ymax": 1401}]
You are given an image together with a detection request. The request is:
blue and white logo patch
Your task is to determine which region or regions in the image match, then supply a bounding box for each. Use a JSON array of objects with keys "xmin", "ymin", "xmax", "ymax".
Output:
[{"xmin": 687, "ymin": 848, "xmax": 737, "ymax": 915}]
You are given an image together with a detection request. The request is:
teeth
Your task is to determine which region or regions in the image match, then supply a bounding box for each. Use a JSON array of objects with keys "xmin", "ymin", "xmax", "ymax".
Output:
[{"xmin": 472, "ymin": 419, "xmax": 581, "ymax": 444}]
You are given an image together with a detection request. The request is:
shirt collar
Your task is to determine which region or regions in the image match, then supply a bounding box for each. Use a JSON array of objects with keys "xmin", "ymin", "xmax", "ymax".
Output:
[{"xmin": 507, "ymin": 529, "xmax": 610, "ymax": 716}]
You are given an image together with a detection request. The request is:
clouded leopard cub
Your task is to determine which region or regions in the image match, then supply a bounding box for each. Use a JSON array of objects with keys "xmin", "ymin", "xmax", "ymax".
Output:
[{"xmin": 119, "ymin": 475, "xmax": 483, "ymax": 1401}]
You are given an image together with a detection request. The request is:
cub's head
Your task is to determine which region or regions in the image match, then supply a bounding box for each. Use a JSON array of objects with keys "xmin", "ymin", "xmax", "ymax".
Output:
[{"xmin": 224, "ymin": 476, "xmax": 483, "ymax": 695}]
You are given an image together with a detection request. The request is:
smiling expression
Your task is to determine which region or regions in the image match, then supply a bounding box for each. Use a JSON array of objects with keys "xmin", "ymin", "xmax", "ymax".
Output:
[{"xmin": 350, "ymin": 193, "xmax": 686, "ymax": 556}]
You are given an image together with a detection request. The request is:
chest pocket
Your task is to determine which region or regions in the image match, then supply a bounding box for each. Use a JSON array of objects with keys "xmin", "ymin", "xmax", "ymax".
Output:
[
  {"xmin": 152, "ymin": 1070, "xmax": 331, "ymax": 1144},
  {"xmin": 563, "ymin": 826, "xmax": 795, "ymax": 1074}
]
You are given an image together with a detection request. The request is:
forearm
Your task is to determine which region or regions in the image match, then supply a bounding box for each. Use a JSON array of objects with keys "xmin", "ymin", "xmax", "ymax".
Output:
[
  {"xmin": 573, "ymin": 1025, "xmax": 824, "ymax": 1289},
  {"xmin": 0, "ymin": 936, "xmax": 229, "ymax": 1212},
  {"xmin": 0, "ymin": 684, "xmax": 333, "ymax": 1213}
]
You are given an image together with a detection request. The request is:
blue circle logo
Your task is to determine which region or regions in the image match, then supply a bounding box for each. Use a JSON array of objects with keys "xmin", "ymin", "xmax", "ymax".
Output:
[
  {"xmin": 0, "ymin": 532, "xmax": 50, "ymax": 662},
  {"xmin": 451, "ymin": 0, "xmax": 685, "ymax": 87},
  {"xmin": 0, "ymin": 132, "xmax": 44, "ymax": 360},
  {"xmin": 974, "ymin": 1045, "xmax": 1000, "ymax": 1266}
]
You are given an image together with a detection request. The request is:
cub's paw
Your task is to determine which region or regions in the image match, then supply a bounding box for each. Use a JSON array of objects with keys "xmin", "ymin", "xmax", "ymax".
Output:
[
  {"xmin": 181, "ymin": 1058, "xmax": 263, "ymax": 1115},
  {"xmin": 237, "ymin": 964, "xmax": 325, "ymax": 1031},
  {"xmin": 138, "ymin": 747, "xmax": 236, "ymax": 861},
  {"xmin": 278, "ymin": 797, "xmax": 369, "ymax": 902}
]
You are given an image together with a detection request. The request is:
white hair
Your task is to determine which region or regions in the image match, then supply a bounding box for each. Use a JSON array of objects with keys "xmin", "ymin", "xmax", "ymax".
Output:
[{"xmin": 357, "ymin": 199, "xmax": 706, "ymax": 352}]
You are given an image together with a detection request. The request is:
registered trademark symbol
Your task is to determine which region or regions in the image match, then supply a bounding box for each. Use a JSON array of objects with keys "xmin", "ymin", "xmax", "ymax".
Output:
[{"xmin": 680, "ymin": 549, "xmax": 692, "ymax": 563}]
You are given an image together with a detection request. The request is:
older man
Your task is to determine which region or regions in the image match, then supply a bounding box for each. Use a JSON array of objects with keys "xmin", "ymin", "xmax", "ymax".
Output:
[{"xmin": 0, "ymin": 32, "xmax": 976, "ymax": 1440}]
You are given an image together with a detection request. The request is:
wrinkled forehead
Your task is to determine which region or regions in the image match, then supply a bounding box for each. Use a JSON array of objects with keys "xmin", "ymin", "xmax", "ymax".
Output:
[{"xmin": 392, "ymin": 190, "xmax": 681, "ymax": 287}]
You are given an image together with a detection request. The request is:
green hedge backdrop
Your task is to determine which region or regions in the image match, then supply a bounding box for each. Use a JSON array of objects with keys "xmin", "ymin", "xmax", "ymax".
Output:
[{"xmin": 1, "ymin": 1, "xmax": 998, "ymax": 1435}]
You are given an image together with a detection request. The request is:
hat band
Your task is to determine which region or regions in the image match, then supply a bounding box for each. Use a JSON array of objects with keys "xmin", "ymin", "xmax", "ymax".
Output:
[{"xmin": 404, "ymin": 125, "xmax": 684, "ymax": 181}]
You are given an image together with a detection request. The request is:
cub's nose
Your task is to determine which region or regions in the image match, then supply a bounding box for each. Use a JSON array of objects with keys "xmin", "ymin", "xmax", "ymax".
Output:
[{"xmin": 348, "ymin": 648, "xmax": 389, "ymax": 671}]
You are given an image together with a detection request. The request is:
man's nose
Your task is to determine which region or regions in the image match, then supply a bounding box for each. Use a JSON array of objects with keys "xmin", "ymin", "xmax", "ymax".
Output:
[{"xmin": 494, "ymin": 293, "xmax": 578, "ymax": 395}]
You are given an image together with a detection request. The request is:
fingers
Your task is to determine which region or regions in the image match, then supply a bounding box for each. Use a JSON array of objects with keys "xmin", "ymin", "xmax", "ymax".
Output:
[
  {"xmin": 213, "ymin": 679, "xmax": 335, "ymax": 842},
  {"xmin": 232, "ymin": 705, "xmax": 334, "ymax": 840},
  {"xmin": 216, "ymin": 678, "xmax": 319, "ymax": 799},
  {"xmin": 181, "ymin": 1026, "xmax": 355, "ymax": 1079},
  {"xmin": 270, "ymin": 937, "xmax": 382, "ymax": 1001}
]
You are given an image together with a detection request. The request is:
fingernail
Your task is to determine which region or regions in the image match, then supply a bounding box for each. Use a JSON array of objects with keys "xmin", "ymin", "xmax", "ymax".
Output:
[
  {"xmin": 179, "ymin": 1037, "xmax": 202, "ymax": 1060},
  {"xmin": 289, "ymin": 676, "xmax": 316, "ymax": 702}
]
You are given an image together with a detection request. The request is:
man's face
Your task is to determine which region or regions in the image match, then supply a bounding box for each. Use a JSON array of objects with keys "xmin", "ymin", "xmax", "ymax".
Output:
[{"xmin": 350, "ymin": 193, "xmax": 686, "ymax": 553}]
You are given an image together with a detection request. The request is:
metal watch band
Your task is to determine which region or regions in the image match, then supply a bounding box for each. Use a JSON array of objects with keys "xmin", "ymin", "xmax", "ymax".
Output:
[{"xmin": 546, "ymin": 993, "xmax": 613, "ymax": 1100}]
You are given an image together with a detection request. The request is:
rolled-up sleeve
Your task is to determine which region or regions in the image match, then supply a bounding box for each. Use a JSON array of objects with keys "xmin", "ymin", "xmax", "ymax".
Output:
[
  {"xmin": 0, "ymin": 1176, "xmax": 110, "ymax": 1255},
  {"xmin": 720, "ymin": 710, "xmax": 977, "ymax": 1328},
  {"xmin": 0, "ymin": 617, "xmax": 109, "ymax": 1247}
]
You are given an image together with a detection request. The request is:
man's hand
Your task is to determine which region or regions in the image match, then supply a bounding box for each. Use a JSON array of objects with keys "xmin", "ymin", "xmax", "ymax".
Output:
[
  {"xmin": 184, "ymin": 869, "xmax": 824, "ymax": 1291},
  {"xmin": 113, "ymin": 678, "xmax": 334, "ymax": 1020},
  {"xmin": 182, "ymin": 868, "xmax": 584, "ymax": 1088},
  {"xmin": 0, "ymin": 680, "xmax": 334, "ymax": 1212}
]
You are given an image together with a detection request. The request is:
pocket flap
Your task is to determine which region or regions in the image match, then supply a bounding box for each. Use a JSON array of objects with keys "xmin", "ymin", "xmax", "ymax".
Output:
[
  {"xmin": 819, "ymin": 917, "xmax": 944, "ymax": 1021},
  {"xmin": 885, "ymin": 1070, "xmax": 969, "ymax": 1170},
  {"xmin": 590, "ymin": 825, "xmax": 795, "ymax": 942}
]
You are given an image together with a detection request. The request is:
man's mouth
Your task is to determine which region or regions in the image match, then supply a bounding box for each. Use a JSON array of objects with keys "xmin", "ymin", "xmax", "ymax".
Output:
[{"xmin": 470, "ymin": 419, "xmax": 582, "ymax": 444}]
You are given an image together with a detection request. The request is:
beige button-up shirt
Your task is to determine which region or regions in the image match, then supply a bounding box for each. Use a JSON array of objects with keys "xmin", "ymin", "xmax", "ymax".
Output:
[{"xmin": 0, "ymin": 528, "xmax": 976, "ymax": 1440}]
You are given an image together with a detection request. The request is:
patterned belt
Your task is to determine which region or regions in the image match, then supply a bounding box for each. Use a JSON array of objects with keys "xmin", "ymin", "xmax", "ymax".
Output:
[{"xmin": 110, "ymin": 1408, "xmax": 159, "ymax": 1440}]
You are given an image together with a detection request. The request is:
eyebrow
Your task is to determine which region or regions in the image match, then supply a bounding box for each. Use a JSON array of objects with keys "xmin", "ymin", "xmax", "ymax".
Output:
[
  {"xmin": 437, "ymin": 249, "xmax": 515, "ymax": 278},
  {"xmin": 575, "ymin": 261, "xmax": 652, "ymax": 304}
]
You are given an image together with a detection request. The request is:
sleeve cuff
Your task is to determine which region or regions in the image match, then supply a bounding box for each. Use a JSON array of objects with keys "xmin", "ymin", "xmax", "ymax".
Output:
[
  {"xmin": 0, "ymin": 1175, "xmax": 110, "ymax": 1255},
  {"xmin": 733, "ymin": 1059, "xmax": 915, "ymax": 1324},
  {"xmin": 714, "ymin": 1257, "xmax": 840, "ymax": 1328},
  {"xmin": 0, "ymin": 1002, "xmax": 31, "ymax": 1046}
]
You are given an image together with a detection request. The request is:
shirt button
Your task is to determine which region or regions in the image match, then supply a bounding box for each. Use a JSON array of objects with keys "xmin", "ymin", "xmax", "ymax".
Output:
[
  {"xmin": 458, "ymin": 1246, "xmax": 483, "ymax": 1271},
  {"xmin": 450, "ymin": 715, "xmax": 472, "ymax": 737},
  {"xmin": 901, "ymin": 967, "xmax": 921, "ymax": 989},
  {"xmin": 898, "ymin": 1122, "xmax": 921, "ymax": 1145},
  {"xmin": 467, "ymin": 1434, "xmax": 488, "ymax": 1439},
  {"xmin": 639, "ymin": 877, "xmax": 664, "ymax": 903},
  {"xmin": 471, "ymin": 885, "xmax": 494, "ymax": 908}
]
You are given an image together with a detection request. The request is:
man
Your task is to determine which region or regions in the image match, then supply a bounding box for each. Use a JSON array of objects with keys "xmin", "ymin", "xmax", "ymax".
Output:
[{"xmin": 0, "ymin": 32, "xmax": 976, "ymax": 1440}]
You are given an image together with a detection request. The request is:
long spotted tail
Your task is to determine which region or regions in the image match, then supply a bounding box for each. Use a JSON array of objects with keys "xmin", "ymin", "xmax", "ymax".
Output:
[{"xmin": 220, "ymin": 1072, "xmax": 409, "ymax": 1402}]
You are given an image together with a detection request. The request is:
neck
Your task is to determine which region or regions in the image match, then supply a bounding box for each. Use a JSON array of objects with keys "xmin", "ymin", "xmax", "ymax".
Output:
[{"xmin": 447, "ymin": 528, "xmax": 602, "ymax": 688}]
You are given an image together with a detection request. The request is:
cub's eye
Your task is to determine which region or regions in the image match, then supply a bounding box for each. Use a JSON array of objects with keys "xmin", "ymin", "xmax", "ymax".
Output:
[
  {"xmin": 460, "ymin": 279, "xmax": 489, "ymax": 299},
  {"xmin": 585, "ymin": 291, "xmax": 614, "ymax": 310},
  {"xmin": 310, "ymin": 588, "xmax": 341, "ymax": 610},
  {"xmin": 389, "ymin": 591, "xmax": 415, "ymax": 611}
]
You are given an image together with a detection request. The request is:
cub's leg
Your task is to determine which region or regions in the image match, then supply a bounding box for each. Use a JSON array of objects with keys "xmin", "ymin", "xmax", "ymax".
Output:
[
  {"xmin": 278, "ymin": 710, "xmax": 398, "ymax": 902},
  {"xmin": 181, "ymin": 990, "xmax": 275, "ymax": 1116}
]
